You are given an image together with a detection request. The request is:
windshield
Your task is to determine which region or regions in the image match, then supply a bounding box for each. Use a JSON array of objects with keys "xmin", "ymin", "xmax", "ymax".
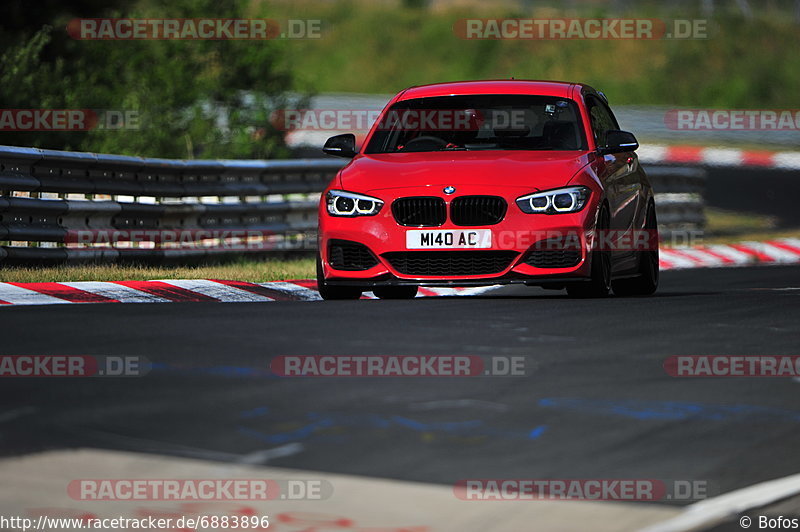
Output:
[{"xmin": 365, "ymin": 94, "xmax": 586, "ymax": 153}]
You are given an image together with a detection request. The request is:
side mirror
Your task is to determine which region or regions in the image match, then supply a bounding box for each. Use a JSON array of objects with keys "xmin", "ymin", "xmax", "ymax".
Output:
[
  {"xmin": 599, "ymin": 130, "xmax": 639, "ymax": 155},
  {"xmin": 323, "ymin": 134, "xmax": 357, "ymax": 158}
]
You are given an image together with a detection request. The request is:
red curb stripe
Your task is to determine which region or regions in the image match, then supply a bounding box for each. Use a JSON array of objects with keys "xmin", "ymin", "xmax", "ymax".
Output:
[
  {"xmin": 729, "ymin": 244, "xmax": 773, "ymax": 263},
  {"xmin": 286, "ymin": 279, "xmax": 317, "ymax": 289},
  {"xmin": 211, "ymin": 279, "xmax": 298, "ymax": 301},
  {"xmin": 663, "ymin": 249, "xmax": 707, "ymax": 266},
  {"xmin": 111, "ymin": 280, "xmax": 219, "ymax": 302},
  {"xmin": 741, "ymin": 150, "xmax": 777, "ymax": 167},
  {"xmin": 767, "ymin": 240, "xmax": 800, "ymax": 255},
  {"xmin": 6, "ymin": 282, "xmax": 119, "ymax": 303},
  {"xmin": 693, "ymin": 248, "xmax": 736, "ymax": 264},
  {"xmin": 666, "ymin": 146, "xmax": 704, "ymax": 163}
]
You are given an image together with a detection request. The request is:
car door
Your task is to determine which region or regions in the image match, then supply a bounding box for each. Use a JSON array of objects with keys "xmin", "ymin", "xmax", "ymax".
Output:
[{"xmin": 585, "ymin": 94, "xmax": 640, "ymax": 267}]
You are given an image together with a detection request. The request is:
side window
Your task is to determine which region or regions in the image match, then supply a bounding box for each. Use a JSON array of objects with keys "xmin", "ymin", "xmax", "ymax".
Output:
[
  {"xmin": 586, "ymin": 96, "xmax": 617, "ymax": 146},
  {"xmin": 601, "ymin": 100, "xmax": 621, "ymax": 130}
]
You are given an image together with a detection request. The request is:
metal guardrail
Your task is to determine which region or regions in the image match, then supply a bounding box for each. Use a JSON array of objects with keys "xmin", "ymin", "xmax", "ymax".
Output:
[
  {"xmin": 646, "ymin": 166, "xmax": 707, "ymax": 229},
  {"xmin": 0, "ymin": 145, "xmax": 345, "ymax": 264},
  {"xmin": 0, "ymin": 144, "xmax": 705, "ymax": 265}
]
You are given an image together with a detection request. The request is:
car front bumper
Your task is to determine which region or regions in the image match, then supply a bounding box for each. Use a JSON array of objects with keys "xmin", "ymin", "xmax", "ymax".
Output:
[{"xmin": 319, "ymin": 186, "xmax": 602, "ymax": 288}]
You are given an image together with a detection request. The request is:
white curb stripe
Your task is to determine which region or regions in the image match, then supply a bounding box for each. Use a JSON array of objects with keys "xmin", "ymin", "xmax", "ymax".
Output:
[
  {"xmin": 435, "ymin": 285, "xmax": 503, "ymax": 297},
  {"xmin": 156, "ymin": 279, "xmax": 274, "ymax": 302},
  {"xmin": 671, "ymin": 248, "xmax": 729, "ymax": 267},
  {"xmin": 0, "ymin": 284, "xmax": 73, "ymax": 305},
  {"xmin": 702, "ymin": 245, "xmax": 754, "ymax": 264},
  {"xmin": 60, "ymin": 281, "xmax": 172, "ymax": 303},
  {"xmin": 702, "ymin": 148, "xmax": 743, "ymax": 167},
  {"xmin": 263, "ymin": 281, "xmax": 322, "ymax": 301},
  {"xmin": 636, "ymin": 145, "xmax": 670, "ymax": 163},
  {"xmin": 773, "ymin": 152, "xmax": 800, "ymax": 170},
  {"xmin": 739, "ymin": 242, "xmax": 800, "ymax": 263},
  {"xmin": 639, "ymin": 472, "xmax": 800, "ymax": 532},
  {"xmin": 657, "ymin": 249, "xmax": 700, "ymax": 269},
  {"xmin": 421, "ymin": 287, "xmax": 471, "ymax": 297}
]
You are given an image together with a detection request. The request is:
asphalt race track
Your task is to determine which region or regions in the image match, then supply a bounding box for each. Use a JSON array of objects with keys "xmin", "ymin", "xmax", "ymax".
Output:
[{"xmin": 1, "ymin": 265, "xmax": 799, "ymax": 509}]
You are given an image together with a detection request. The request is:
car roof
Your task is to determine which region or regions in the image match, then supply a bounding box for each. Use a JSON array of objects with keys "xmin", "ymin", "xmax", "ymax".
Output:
[{"xmin": 396, "ymin": 80, "xmax": 587, "ymax": 101}]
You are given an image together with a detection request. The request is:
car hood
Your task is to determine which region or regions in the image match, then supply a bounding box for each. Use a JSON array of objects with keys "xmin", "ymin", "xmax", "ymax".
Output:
[{"xmin": 337, "ymin": 151, "xmax": 593, "ymax": 194}]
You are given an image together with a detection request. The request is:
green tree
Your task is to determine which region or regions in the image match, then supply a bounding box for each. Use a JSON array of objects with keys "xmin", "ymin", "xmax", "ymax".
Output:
[{"xmin": 0, "ymin": 0, "xmax": 298, "ymax": 159}]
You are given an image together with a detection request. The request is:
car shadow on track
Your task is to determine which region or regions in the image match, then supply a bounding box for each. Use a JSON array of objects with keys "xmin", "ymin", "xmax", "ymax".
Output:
[{"xmin": 412, "ymin": 291, "xmax": 719, "ymax": 300}]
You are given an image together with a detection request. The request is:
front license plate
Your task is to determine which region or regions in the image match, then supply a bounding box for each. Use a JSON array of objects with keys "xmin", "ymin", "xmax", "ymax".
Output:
[{"xmin": 406, "ymin": 229, "xmax": 492, "ymax": 249}]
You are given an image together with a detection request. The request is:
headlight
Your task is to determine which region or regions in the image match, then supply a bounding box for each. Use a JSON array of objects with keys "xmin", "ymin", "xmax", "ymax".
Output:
[
  {"xmin": 326, "ymin": 190, "xmax": 384, "ymax": 217},
  {"xmin": 516, "ymin": 186, "xmax": 590, "ymax": 214}
]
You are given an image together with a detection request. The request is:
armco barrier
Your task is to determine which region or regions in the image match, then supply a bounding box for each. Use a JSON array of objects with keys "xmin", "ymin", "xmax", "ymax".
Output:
[
  {"xmin": 0, "ymin": 145, "xmax": 344, "ymax": 264},
  {"xmin": 646, "ymin": 166, "xmax": 706, "ymax": 230},
  {"xmin": 0, "ymin": 144, "xmax": 705, "ymax": 265}
]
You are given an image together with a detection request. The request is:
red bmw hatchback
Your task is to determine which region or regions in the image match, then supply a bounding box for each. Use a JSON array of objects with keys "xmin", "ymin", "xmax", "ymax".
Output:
[{"xmin": 317, "ymin": 80, "xmax": 658, "ymax": 300}]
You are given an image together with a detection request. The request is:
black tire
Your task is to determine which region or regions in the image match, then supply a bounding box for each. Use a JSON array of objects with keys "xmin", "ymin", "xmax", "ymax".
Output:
[
  {"xmin": 373, "ymin": 286, "xmax": 418, "ymax": 299},
  {"xmin": 612, "ymin": 204, "xmax": 659, "ymax": 297},
  {"xmin": 566, "ymin": 206, "xmax": 612, "ymax": 298},
  {"xmin": 316, "ymin": 256, "xmax": 362, "ymax": 300}
]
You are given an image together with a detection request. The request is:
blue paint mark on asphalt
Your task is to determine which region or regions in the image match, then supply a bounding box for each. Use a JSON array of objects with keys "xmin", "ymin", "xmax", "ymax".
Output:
[
  {"xmin": 528, "ymin": 425, "xmax": 547, "ymax": 439},
  {"xmin": 146, "ymin": 362, "xmax": 554, "ymax": 444},
  {"xmin": 238, "ymin": 417, "xmax": 336, "ymax": 445},
  {"xmin": 538, "ymin": 397, "xmax": 800, "ymax": 423},
  {"xmin": 239, "ymin": 406, "xmax": 270, "ymax": 418},
  {"xmin": 236, "ymin": 408, "xmax": 548, "ymax": 445}
]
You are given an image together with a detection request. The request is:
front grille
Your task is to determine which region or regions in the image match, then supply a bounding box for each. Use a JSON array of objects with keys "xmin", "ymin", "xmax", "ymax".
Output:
[
  {"xmin": 524, "ymin": 240, "xmax": 582, "ymax": 268},
  {"xmin": 392, "ymin": 197, "xmax": 446, "ymax": 227},
  {"xmin": 383, "ymin": 251, "xmax": 518, "ymax": 276},
  {"xmin": 450, "ymin": 196, "xmax": 507, "ymax": 226},
  {"xmin": 328, "ymin": 239, "xmax": 378, "ymax": 271}
]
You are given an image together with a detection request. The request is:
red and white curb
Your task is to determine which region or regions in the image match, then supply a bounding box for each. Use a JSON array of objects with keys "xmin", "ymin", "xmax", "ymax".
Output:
[
  {"xmin": 0, "ymin": 278, "xmax": 495, "ymax": 306},
  {"xmin": 659, "ymin": 238, "xmax": 800, "ymax": 270},
  {"xmin": 637, "ymin": 145, "xmax": 800, "ymax": 170},
  {"xmin": 0, "ymin": 239, "xmax": 797, "ymax": 306}
]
